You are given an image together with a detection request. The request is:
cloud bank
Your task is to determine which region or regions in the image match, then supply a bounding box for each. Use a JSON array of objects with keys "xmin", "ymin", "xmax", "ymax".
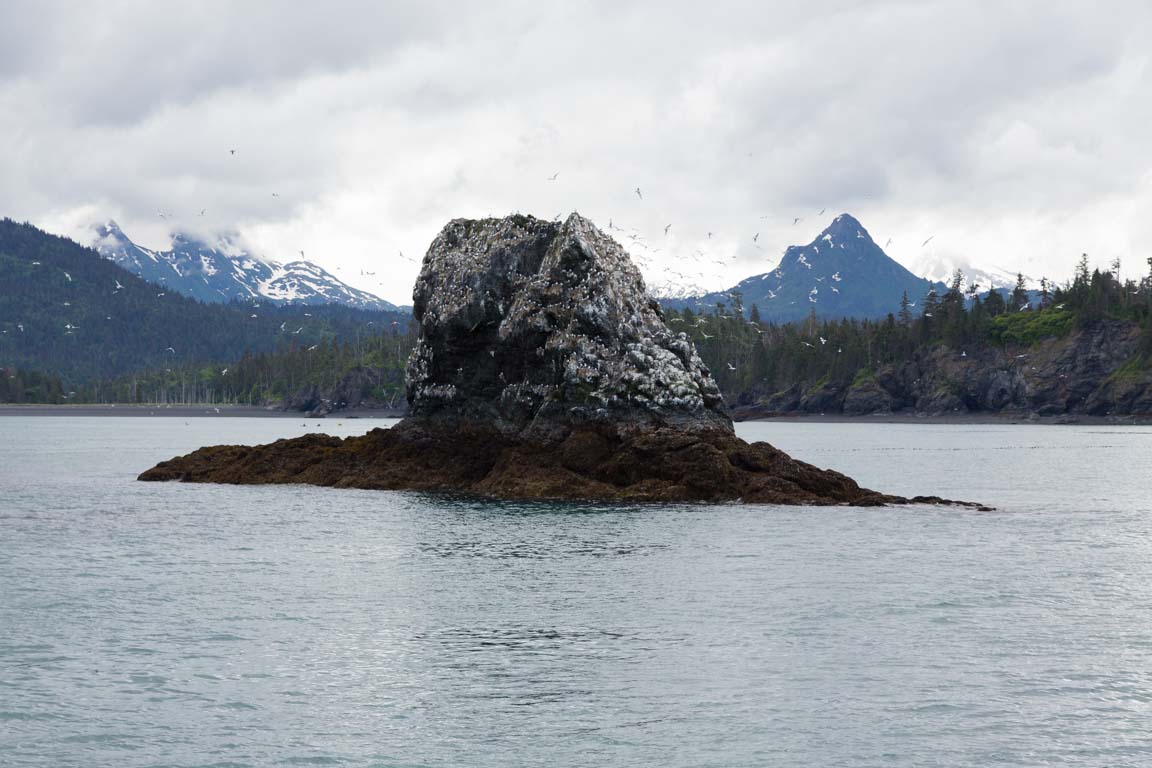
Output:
[{"xmin": 2, "ymin": 0, "xmax": 1150, "ymax": 303}]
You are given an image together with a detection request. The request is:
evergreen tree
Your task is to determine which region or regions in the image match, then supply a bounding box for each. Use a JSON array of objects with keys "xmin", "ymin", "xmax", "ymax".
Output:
[
  {"xmin": 898, "ymin": 291, "xmax": 912, "ymax": 327},
  {"xmin": 1011, "ymin": 273, "xmax": 1029, "ymax": 311}
]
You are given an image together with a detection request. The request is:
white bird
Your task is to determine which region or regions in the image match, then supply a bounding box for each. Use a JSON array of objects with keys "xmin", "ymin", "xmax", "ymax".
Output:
[
  {"xmin": 157, "ymin": 292, "xmax": 165, "ymax": 297},
  {"xmin": 200, "ymin": 208, "xmax": 206, "ymax": 216},
  {"xmin": 221, "ymin": 368, "xmax": 229, "ymax": 375},
  {"xmin": 63, "ymin": 271, "xmax": 72, "ymax": 282},
  {"xmin": 307, "ymin": 345, "xmax": 318, "ymax": 351},
  {"xmin": 793, "ymin": 217, "xmax": 802, "ymax": 225},
  {"xmin": 885, "ymin": 238, "xmax": 892, "ymax": 248},
  {"xmin": 921, "ymin": 236, "xmax": 934, "ymax": 247},
  {"xmin": 114, "ymin": 279, "xmax": 123, "ymax": 290},
  {"xmin": 664, "ymin": 224, "xmax": 671, "ymax": 235},
  {"xmin": 165, "ymin": 347, "xmax": 175, "ymax": 354},
  {"xmin": 726, "ymin": 362, "xmax": 736, "ymax": 371},
  {"xmin": 819, "ymin": 336, "xmax": 827, "ymax": 345},
  {"xmin": 547, "ymin": 172, "xmax": 560, "ymax": 181},
  {"xmin": 701, "ymin": 332, "xmax": 713, "ymax": 339},
  {"xmin": 801, "ymin": 341, "xmax": 815, "ymax": 348},
  {"xmin": 635, "ymin": 187, "xmax": 643, "ymax": 200}
]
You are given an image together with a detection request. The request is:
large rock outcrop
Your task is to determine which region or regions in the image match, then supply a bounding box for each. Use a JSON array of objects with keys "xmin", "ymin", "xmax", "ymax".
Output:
[{"xmin": 140, "ymin": 213, "xmax": 978, "ymax": 507}]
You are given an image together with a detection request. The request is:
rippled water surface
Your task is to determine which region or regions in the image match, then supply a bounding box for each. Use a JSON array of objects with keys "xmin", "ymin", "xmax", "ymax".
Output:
[{"xmin": 3, "ymin": 416, "xmax": 1152, "ymax": 767}]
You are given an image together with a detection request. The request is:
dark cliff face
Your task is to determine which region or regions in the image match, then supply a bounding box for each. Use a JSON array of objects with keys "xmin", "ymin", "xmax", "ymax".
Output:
[
  {"xmin": 747, "ymin": 318, "xmax": 1152, "ymax": 419},
  {"xmin": 405, "ymin": 213, "xmax": 730, "ymax": 436}
]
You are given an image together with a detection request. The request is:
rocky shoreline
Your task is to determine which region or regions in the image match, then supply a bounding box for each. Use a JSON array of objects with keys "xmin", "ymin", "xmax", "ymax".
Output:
[
  {"xmin": 140, "ymin": 213, "xmax": 986, "ymax": 509},
  {"xmin": 139, "ymin": 419, "xmax": 986, "ymax": 507},
  {"xmin": 744, "ymin": 319, "xmax": 1152, "ymax": 419}
]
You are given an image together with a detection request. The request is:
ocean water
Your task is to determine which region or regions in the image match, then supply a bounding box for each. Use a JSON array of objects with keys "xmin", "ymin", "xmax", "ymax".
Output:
[{"xmin": 3, "ymin": 415, "xmax": 1152, "ymax": 767}]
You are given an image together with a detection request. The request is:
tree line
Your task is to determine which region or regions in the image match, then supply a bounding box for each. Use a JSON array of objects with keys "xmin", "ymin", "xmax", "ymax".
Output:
[{"xmin": 6, "ymin": 249, "xmax": 1151, "ymax": 409}]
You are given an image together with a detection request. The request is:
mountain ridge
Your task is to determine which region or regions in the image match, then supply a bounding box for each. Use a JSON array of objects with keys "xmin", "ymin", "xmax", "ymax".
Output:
[
  {"xmin": 92, "ymin": 220, "xmax": 398, "ymax": 311},
  {"xmin": 661, "ymin": 214, "xmax": 944, "ymax": 322},
  {"xmin": 0, "ymin": 218, "xmax": 408, "ymax": 384}
]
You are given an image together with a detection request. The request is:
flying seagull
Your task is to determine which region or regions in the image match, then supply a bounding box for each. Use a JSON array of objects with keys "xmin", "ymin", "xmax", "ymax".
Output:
[
  {"xmin": 635, "ymin": 187, "xmax": 643, "ymax": 200},
  {"xmin": 793, "ymin": 217, "xmax": 802, "ymax": 225},
  {"xmin": 664, "ymin": 224, "xmax": 671, "ymax": 235},
  {"xmin": 921, "ymin": 236, "xmax": 934, "ymax": 247},
  {"xmin": 885, "ymin": 238, "xmax": 892, "ymax": 248},
  {"xmin": 546, "ymin": 172, "xmax": 559, "ymax": 181}
]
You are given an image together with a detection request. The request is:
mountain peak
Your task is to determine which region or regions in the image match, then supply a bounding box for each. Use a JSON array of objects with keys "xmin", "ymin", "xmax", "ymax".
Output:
[
  {"xmin": 661, "ymin": 212, "xmax": 937, "ymax": 323},
  {"xmin": 96, "ymin": 219, "xmax": 127, "ymax": 239},
  {"xmin": 91, "ymin": 219, "xmax": 398, "ymax": 311},
  {"xmin": 819, "ymin": 213, "xmax": 873, "ymax": 245}
]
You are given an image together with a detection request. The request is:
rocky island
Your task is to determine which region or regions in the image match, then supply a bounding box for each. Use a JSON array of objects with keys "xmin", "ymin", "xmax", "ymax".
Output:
[{"xmin": 140, "ymin": 213, "xmax": 980, "ymax": 507}]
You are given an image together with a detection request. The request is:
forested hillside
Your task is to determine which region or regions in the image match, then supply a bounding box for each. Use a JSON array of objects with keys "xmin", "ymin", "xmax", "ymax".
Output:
[
  {"xmin": 0, "ymin": 219, "xmax": 409, "ymax": 385},
  {"xmin": 72, "ymin": 326, "xmax": 415, "ymax": 410},
  {"xmin": 9, "ymin": 222, "xmax": 1152, "ymax": 420},
  {"xmin": 669, "ymin": 256, "xmax": 1152, "ymax": 416}
]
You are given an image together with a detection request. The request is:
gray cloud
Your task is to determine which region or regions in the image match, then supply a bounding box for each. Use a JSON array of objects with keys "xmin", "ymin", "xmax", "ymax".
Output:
[{"xmin": 3, "ymin": 0, "xmax": 1151, "ymax": 303}]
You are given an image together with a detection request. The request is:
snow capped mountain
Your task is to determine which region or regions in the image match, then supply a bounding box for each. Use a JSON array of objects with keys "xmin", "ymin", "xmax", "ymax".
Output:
[
  {"xmin": 662, "ymin": 214, "xmax": 942, "ymax": 322},
  {"xmin": 905, "ymin": 251, "xmax": 1033, "ymax": 291},
  {"xmin": 91, "ymin": 220, "xmax": 398, "ymax": 311}
]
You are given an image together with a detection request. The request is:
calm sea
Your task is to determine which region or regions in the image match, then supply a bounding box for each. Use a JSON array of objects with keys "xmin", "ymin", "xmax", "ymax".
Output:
[{"xmin": 3, "ymin": 416, "xmax": 1152, "ymax": 767}]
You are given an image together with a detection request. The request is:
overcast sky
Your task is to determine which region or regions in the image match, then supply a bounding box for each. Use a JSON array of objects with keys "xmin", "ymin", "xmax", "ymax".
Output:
[{"xmin": 2, "ymin": 0, "xmax": 1150, "ymax": 303}]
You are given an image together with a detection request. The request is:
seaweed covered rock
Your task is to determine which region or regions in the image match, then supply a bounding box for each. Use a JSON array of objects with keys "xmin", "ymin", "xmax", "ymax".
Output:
[{"xmin": 141, "ymin": 213, "xmax": 981, "ymax": 508}]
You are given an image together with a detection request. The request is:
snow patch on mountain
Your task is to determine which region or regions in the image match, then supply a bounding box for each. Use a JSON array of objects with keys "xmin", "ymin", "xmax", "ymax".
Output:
[
  {"xmin": 90, "ymin": 220, "xmax": 398, "ymax": 311},
  {"xmin": 905, "ymin": 251, "xmax": 1033, "ymax": 291}
]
